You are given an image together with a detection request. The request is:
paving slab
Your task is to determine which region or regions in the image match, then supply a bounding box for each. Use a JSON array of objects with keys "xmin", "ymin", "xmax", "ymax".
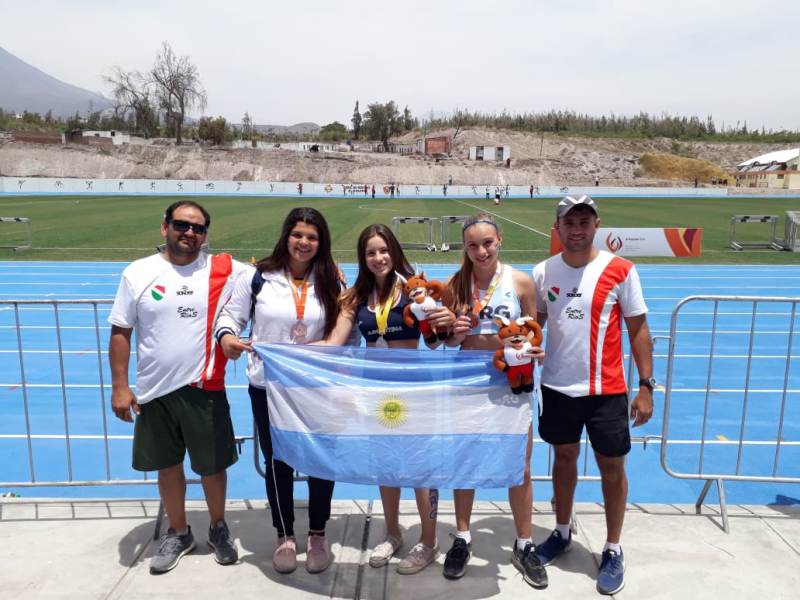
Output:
[
  {"xmin": 2, "ymin": 498, "xmax": 799, "ymax": 599},
  {"xmin": 576, "ymin": 505, "xmax": 800, "ymax": 599},
  {"xmin": 108, "ymin": 500, "xmax": 366, "ymax": 600}
]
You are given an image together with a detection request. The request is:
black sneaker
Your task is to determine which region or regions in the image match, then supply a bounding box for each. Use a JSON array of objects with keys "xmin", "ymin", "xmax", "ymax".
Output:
[
  {"xmin": 511, "ymin": 541, "xmax": 548, "ymax": 589},
  {"xmin": 208, "ymin": 520, "xmax": 238, "ymax": 565},
  {"xmin": 442, "ymin": 535, "xmax": 472, "ymax": 580},
  {"xmin": 535, "ymin": 529, "xmax": 572, "ymax": 566},
  {"xmin": 150, "ymin": 526, "xmax": 196, "ymax": 574}
]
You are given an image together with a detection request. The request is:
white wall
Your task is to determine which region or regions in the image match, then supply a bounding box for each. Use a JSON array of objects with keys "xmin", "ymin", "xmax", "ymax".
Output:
[{"xmin": 0, "ymin": 176, "xmax": 728, "ymax": 198}]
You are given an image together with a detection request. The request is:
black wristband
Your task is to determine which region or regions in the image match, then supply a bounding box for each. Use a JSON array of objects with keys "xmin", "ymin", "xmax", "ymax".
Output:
[{"xmin": 216, "ymin": 328, "xmax": 235, "ymax": 345}]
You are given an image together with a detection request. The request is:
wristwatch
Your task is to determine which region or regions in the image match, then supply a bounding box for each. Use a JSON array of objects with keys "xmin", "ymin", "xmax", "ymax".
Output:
[{"xmin": 639, "ymin": 377, "xmax": 656, "ymax": 391}]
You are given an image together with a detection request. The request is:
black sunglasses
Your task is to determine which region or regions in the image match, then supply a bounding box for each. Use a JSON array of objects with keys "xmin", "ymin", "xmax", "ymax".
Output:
[{"xmin": 168, "ymin": 219, "xmax": 208, "ymax": 235}]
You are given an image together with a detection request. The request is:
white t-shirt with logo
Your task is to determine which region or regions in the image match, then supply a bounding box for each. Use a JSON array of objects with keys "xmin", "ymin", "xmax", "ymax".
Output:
[
  {"xmin": 108, "ymin": 252, "xmax": 244, "ymax": 404},
  {"xmin": 533, "ymin": 251, "xmax": 647, "ymax": 397}
]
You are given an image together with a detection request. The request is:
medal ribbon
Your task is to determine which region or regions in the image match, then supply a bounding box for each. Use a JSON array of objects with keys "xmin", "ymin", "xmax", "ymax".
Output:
[
  {"xmin": 373, "ymin": 289, "xmax": 394, "ymax": 336},
  {"xmin": 286, "ymin": 270, "xmax": 309, "ymax": 320},
  {"xmin": 471, "ymin": 264, "xmax": 503, "ymax": 320}
]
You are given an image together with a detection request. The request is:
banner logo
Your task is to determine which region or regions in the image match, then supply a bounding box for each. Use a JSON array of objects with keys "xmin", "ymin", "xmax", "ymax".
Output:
[{"xmin": 606, "ymin": 233, "xmax": 623, "ymax": 253}]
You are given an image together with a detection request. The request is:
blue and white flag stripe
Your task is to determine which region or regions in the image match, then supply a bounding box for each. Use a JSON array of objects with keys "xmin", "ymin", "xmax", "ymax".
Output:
[{"xmin": 255, "ymin": 344, "xmax": 533, "ymax": 489}]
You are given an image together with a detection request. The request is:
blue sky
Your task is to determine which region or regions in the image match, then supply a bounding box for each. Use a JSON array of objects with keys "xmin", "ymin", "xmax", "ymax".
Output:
[{"xmin": 2, "ymin": 0, "xmax": 798, "ymax": 130}]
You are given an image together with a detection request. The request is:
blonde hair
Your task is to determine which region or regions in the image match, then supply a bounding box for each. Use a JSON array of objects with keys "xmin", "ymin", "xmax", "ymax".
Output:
[{"xmin": 448, "ymin": 213, "xmax": 502, "ymax": 313}]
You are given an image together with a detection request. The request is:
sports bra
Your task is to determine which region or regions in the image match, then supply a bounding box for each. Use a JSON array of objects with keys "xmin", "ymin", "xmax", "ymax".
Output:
[
  {"xmin": 469, "ymin": 266, "xmax": 522, "ymax": 335},
  {"xmin": 356, "ymin": 295, "xmax": 419, "ymax": 343}
]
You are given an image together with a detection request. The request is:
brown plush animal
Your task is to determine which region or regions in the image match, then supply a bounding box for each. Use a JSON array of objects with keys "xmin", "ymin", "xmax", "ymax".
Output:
[
  {"xmin": 492, "ymin": 316, "xmax": 543, "ymax": 394},
  {"xmin": 402, "ymin": 273, "xmax": 450, "ymax": 344}
]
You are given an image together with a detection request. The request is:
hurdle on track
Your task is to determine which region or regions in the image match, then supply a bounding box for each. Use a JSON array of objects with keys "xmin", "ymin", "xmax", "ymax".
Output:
[
  {"xmin": 781, "ymin": 211, "xmax": 800, "ymax": 252},
  {"xmin": 660, "ymin": 295, "xmax": 800, "ymax": 533},
  {"xmin": 728, "ymin": 214, "xmax": 783, "ymax": 251},
  {"xmin": 0, "ymin": 217, "xmax": 32, "ymax": 251},
  {"xmin": 391, "ymin": 216, "xmax": 437, "ymax": 251},
  {"xmin": 439, "ymin": 216, "xmax": 468, "ymax": 252}
]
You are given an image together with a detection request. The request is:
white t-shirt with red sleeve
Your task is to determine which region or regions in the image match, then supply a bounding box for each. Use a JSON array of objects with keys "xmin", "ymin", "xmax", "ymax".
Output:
[
  {"xmin": 533, "ymin": 250, "xmax": 648, "ymax": 398},
  {"xmin": 108, "ymin": 252, "xmax": 245, "ymax": 404}
]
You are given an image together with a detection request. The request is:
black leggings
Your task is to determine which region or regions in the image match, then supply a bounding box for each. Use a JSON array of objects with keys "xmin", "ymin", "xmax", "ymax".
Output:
[{"xmin": 249, "ymin": 385, "xmax": 335, "ymax": 537}]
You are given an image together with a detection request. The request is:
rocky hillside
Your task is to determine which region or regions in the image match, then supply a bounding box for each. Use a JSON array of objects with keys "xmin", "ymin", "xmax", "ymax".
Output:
[{"xmin": 0, "ymin": 128, "xmax": 793, "ymax": 187}]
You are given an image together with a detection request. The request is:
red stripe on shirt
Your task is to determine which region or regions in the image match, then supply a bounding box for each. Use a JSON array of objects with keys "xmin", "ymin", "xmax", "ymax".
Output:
[
  {"xmin": 198, "ymin": 253, "xmax": 233, "ymax": 390},
  {"xmin": 589, "ymin": 256, "xmax": 633, "ymax": 395}
]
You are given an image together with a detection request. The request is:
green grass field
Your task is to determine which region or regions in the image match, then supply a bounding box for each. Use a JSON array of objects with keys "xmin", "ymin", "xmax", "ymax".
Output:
[{"xmin": 0, "ymin": 194, "xmax": 799, "ymax": 264}]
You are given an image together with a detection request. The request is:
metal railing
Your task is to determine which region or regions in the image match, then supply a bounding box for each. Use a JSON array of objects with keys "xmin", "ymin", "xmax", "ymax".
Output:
[
  {"xmin": 0, "ymin": 299, "xmax": 254, "ymax": 537},
  {"xmin": 660, "ymin": 295, "xmax": 800, "ymax": 532}
]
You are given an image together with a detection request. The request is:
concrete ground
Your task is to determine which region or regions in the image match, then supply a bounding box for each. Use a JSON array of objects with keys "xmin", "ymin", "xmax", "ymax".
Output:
[{"xmin": 1, "ymin": 498, "xmax": 798, "ymax": 599}]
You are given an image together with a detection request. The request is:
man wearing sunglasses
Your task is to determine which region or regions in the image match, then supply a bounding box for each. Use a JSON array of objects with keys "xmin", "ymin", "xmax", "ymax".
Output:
[{"xmin": 108, "ymin": 200, "xmax": 246, "ymax": 574}]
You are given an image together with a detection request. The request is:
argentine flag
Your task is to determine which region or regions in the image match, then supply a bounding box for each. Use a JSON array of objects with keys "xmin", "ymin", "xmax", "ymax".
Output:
[{"xmin": 254, "ymin": 344, "xmax": 532, "ymax": 489}]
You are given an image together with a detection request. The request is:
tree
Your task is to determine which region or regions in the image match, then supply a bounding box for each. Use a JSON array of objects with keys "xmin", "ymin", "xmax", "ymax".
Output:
[
  {"xmin": 351, "ymin": 100, "xmax": 362, "ymax": 139},
  {"xmin": 241, "ymin": 112, "xmax": 254, "ymax": 140},
  {"xmin": 150, "ymin": 42, "xmax": 206, "ymax": 145},
  {"xmin": 319, "ymin": 121, "xmax": 348, "ymax": 142},
  {"xmin": 104, "ymin": 66, "xmax": 158, "ymax": 137},
  {"xmin": 363, "ymin": 101, "xmax": 401, "ymax": 150},
  {"xmin": 198, "ymin": 116, "xmax": 229, "ymax": 145},
  {"xmin": 402, "ymin": 105, "xmax": 416, "ymax": 131}
]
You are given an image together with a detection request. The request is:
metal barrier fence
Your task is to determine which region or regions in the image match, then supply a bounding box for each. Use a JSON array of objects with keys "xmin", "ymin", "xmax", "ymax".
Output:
[
  {"xmin": 2, "ymin": 298, "xmax": 660, "ymax": 536},
  {"xmin": 661, "ymin": 295, "xmax": 800, "ymax": 532}
]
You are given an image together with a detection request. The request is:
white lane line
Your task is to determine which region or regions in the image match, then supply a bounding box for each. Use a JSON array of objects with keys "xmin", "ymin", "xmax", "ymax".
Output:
[{"xmin": 454, "ymin": 200, "xmax": 551, "ymax": 238}]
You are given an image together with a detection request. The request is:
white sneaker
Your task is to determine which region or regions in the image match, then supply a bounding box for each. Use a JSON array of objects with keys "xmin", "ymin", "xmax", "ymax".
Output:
[{"xmin": 369, "ymin": 535, "xmax": 403, "ymax": 567}]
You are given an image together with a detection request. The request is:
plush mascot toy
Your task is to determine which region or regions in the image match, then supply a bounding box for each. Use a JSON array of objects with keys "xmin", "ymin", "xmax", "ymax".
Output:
[
  {"xmin": 402, "ymin": 273, "xmax": 450, "ymax": 344},
  {"xmin": 492, "ymin": 316, "xmax": 544, "ymax": 394}
]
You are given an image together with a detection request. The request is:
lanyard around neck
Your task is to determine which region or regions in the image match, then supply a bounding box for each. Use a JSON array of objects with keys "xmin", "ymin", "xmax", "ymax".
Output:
[
  {"xmin": 286, "ymin": 270, "xmax": 309, "ymax": 320},
  {"xmin": 471, "ymin": 264, "xmax": 503, "ymax": 318},
  {"xmin": 372, "ymin": 288, "xmax": 395, "ymax": 335}
]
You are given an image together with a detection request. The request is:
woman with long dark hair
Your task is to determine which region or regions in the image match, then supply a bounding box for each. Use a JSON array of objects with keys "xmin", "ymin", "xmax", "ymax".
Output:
[
  {"xmin": 325, "ymin": 223, "xmax": 454, "ymax": 574},
  {"xmin": 215, "ymin": 207, "xmax": 341, "ymax": 575}
]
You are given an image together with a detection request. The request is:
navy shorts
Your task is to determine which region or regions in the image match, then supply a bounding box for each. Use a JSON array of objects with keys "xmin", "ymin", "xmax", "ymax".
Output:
[{"xmin": 538, "ymin": 385, "xmax": 631, "ymax": 457}]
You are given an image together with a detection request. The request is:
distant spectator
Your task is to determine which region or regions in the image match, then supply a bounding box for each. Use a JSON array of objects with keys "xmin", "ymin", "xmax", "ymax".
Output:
[
  {"xmin": 694, "ymin": 178, "xmax": 698, "ymax": 188},
  {"xmin": 595, "ymin": 176, "xmax": 600, "ymax": 187},
  {"xmin": 298, "ymin": 183, "xmax": 303, "ymax": 195},
  {"xmin": 505, "ymin": 184, "xmax": 509, "ymax": 197},
  {"xmin": 397, "ymin": 184, "xmax": 401, "ymax": 196},
  {"xmin": 448, "ymin": 175, "xmax": 453, "ymax": 185},
  {"xmin": 506, "ymin": 157, "xmax": 511, "ymax": 168},
  {"xmin": 443, "ymin": 184, "xmax": 448, "ymax": 196},
  {"xmin": 529, "ymin": 185, "xmax": 534, "ymax": 198},
  {"xmin": 390, "ymin": 184, "xmax": 395, "ymax": 198},
  {"xmin": 485, "ymin": 186, "xmax": 490, "ymax": 200},
  {"xmin": 364, "ymin": 184, "xmax": 368, "ymax": 196},
  {"xmin": 371, "ymin": 184, "xmax": 376, "ymax": 199}
]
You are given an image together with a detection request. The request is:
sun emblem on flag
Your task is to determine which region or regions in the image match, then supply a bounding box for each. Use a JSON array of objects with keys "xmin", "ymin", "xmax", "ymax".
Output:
[{"xmin": 375, "ymin": 395, "xmax": 408, "ymax": 429}]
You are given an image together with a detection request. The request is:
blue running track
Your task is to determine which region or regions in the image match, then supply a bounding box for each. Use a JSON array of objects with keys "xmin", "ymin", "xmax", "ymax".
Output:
[{"xmin": 1, "ymin": 262, "xmax": 799, "ymax": 506}]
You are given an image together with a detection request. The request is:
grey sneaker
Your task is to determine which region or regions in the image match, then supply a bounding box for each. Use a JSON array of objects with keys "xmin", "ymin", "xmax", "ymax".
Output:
[
  {"xmin": 208, "ymin": 520, "xmax": 238, "ymax": 565},
  {"xmin": 369, "ymin": 535, "xmax": 403, "ymax": 568},
  {"xmin": 150, "ymin": 526, "xmax": 196, "ymax": 574},
  {"xmin": 397, "ymin": 541, "xmax": 439, "ymax": 575}
]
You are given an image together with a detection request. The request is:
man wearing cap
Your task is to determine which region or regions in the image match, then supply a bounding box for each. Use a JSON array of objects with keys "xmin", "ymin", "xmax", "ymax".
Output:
[{"xmin": 532, "ymin": 195, "xmax": 654, "ymax": 595}]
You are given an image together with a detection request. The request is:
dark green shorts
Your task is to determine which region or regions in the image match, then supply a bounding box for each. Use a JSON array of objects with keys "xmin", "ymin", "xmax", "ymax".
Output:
[{"xmin": 133, "ymin": 385, "xmax": 238, "ymax": 476}]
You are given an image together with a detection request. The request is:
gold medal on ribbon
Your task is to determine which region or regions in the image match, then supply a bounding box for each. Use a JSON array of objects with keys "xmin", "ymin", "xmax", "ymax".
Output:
[{"xmin": 373, "ymin": 290, "xmax": 394, "ymax": 347}]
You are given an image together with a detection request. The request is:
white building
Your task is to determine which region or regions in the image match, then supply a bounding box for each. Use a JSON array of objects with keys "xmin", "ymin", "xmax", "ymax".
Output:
[
  {"xmin": 469, "ymin": 145, "xmax": 511, "ymax": 162},
  {"xmin": 80, "ymin": 130, "xmax": 131, "ymax": 146},
  {"xmin": 734, "ymin": 148, "xmax": 800, "ymax": 190}
]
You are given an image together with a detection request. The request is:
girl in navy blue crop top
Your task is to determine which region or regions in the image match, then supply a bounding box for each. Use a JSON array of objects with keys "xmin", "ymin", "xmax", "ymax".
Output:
[{"xmin": 324, "ymin": 223, "xmax": 455, "ymax": 574}]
